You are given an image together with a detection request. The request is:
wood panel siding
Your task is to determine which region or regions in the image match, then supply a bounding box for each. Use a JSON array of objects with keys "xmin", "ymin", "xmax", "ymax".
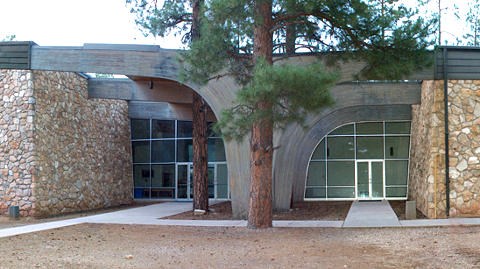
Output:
[
  {"xmin": 435, "ymin": 46, "xmax": 480, "ymax": 79},
  {"xmin": 6, "ymin": 42, "xmax": 480, "ymax": 81},
  {"xmin": 88, "ymin": 78, "xmax": 194, "ymax": 103},
  {"xmin": 0, "ymin": 42, "xmax": 34, "ymax": 69},
  {"xmin": 30, "ymin": 44, "xmax": 181, "ymax": 80},
  {"xmin": 27, "ymin": 43, "xmax": 436, "ymax": 82}
]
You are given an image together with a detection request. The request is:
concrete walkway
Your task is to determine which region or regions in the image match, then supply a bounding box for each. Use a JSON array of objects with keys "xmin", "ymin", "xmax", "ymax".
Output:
[
  {"xmin": 343, "ymin": 200, "xmax": 400, "ymax": 228},
  {"xmin": 2, "ymin": 201, "xmax": 480, "ymax": 238}
]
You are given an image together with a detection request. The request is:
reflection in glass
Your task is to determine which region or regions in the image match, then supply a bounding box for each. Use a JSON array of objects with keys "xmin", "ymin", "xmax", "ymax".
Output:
[
  {"xmin": 177, "ymin": 139, "xmax": 193, "ymax": 162},
  {"xmin": 152, "ymin": 120, "xmax": 175, "ymax": 138},
  {"xmin": 327, "ymin": 137, "xmax": 354, "ymax": 159},
  {"xmin": 386, "ymin": 187, "xmax": 407, "ymax": 197},
  {"xmin": 328, "ymin": 187, "xmax": 355, "ymax": 198},
  {"xmin": 356, "ymin": 122, "xmax": 383, "ymax": 135},
  {"xmin": 151, "ymin": 140, "xmax": 175, "ymax": 163},
  {"xmin": 217, "ymin": 164, "xmax": 228, "ymax": 198},
  {"xmin": 327, "ymin": 161, "xmax": 354, "ymax": 186},
  {"xmin": 385, "ymin": 160, "xmax": 409, "ymax": 186},
  {"xmin": 385, "ymin": 122, "xmax": 411, "ymax": 134},
  {"xmin": 208, "ymin": 165, "xmax": 215, "ymax": 198},
  {"xmin": 385, "ymin": 137, "xmax": 410, "ymax": 159},
  {"xmin": 305, "ymin": 187, "xmax": 326, "ymax": 198},
  {"xmin": 306, "ymin": 161, "xmax": 326, "ymax": 186},
  {"xmin": 151, "ymin": 164, "xmax": 175, "ymax": 187},
  {"xmin": 132, "ymin": 141, "xmax": 150, "ymax": 163},
  {"xmin": 330, "ymin": 124, "xmax": 354, "ymax": 135},
  {"xmin": 131, "ymin": 119, "xmax": 150, "ymax": 139},
  {"xmin": 311, "ymin": 139, "xmax": 325, "ymax": 160},
  {"xmin": 208, "ymin": 138, "xmax": 226, "ymax": 162},
  {"xmin": 371, "ymin": 162, "xmax": 384, "ymax": 198},
  {"xmin": 177, "ymin": 165, "xmax": 188, "ymax": 199},
  {"xmin": 177, "ymin": 121, "xmax": 193, "ymax": 138},
  {"xmin": 356, "ymin": 137, "xmax": 384, "ymax": 159},
  {"xmin": 133, "ymin": 164, "xmax": 151, "ymax": 188},
  {"xmin": 133, "ymin": 164, "xmax": 151, "ymax": 199},
  {"xmin": 357, "ymin": 162, "xmax": 369, "ymax": 198}
]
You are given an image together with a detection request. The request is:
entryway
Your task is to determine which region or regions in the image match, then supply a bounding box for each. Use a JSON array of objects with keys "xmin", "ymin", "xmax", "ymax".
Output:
[
  {"xmin": 356, "ymin": 160, "xmax": 384, "ymax": 199},
  {"xmin": 176, "ymin": 162, "xmax": 229, "ymax": 200}
]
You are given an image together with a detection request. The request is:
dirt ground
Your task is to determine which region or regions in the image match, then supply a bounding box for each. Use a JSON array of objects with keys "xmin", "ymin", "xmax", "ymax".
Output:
[
  {"xmin": 166, "ymin": 200, "xmax": 426, "ymax": 220},
  {"xmin": 0, "ymin": 223, "xmax": 479, "ymax": 268},
  {"xmin": 1, "ymin": 201, "xmax": 476, "ymax": 269}
]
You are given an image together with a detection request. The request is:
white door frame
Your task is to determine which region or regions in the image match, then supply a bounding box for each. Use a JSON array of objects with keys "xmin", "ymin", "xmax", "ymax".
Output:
[
  {"xmin": 176, "ymin": 162, "xmax": 192, "ymax": 199},
  {"xmin": 355, "ymin": 159, "xmax": 385, "ymax": 200}
]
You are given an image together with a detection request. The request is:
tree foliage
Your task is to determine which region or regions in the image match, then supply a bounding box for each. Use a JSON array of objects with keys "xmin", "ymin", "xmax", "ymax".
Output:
[
  {"xmin": 1, "ymin": 34, "xmax": 16, "ymax": 42},
  {"xmin": 127, "ymin": 0, "xmax": 193, "ymax": 43},
  {"xmin": 216, "ymin": 59, "xmax": 337, "ymax": 140},
  {"xmin": 463, "ymin": 0, "xmax": 480, "ymax": 46},
  {"xmin": 128, "ymin": 0, "xmax": 435, "ymax": 228},
  {"xmin": 181, "ymin": 0, "xmax": 435, "ymax": 138}
]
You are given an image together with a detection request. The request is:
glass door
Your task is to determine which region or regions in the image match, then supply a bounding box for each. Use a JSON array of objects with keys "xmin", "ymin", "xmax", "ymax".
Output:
[
  {"xmin": 176, "ymin": 163, "xmax": 192, "ymax": 199},
  {"xmin": 176, "ymin": 162, "xmax": 229, "ymax": 200},
  {"xmin": 356, "ymin": 160, "xmax": 384, "ymax": 199}
]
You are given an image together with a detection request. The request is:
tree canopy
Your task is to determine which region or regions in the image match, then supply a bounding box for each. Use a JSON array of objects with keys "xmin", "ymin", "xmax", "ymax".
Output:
[
  {"xmin": 181, "ymin": 0, "xmax": 434, "ymax": 139},
  {"xmin": 128, "ymin": 0, "xmax": 435, "ymax": 228}
]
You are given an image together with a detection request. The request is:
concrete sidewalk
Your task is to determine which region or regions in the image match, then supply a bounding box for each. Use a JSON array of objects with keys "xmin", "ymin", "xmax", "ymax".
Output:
[
  {"xmin": 343, "ymin": 200, "xmax": 400, "ymax": 228},
  {"xmin": 1, "ymin": 201, "xmax": 480, "ymax": 238}
]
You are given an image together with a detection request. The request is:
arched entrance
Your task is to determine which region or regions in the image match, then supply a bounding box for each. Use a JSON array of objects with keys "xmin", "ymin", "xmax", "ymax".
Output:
[{"xmin": 305, "ymin": 121, "xmax": 411, "ymax": 201}]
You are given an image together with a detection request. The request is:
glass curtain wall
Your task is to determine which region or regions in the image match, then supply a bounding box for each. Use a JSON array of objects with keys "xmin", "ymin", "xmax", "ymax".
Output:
[
  {"xmin": 131, "ymin": 119, "xmax": 229, "ymax": 200},
  {"xmin": 305, "ymin": 121, "xmax": 410, "ymax": 200}
]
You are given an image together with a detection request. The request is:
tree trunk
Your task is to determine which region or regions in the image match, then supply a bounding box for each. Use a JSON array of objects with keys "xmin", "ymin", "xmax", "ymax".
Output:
[
  {"xmin": 285, "ymin": 1, "xmax": 297, "ymax": 55},
  {"xmin": 191, "ymin": 0, "xmax": 201, "ymax": 41},
  {"xmin": 286, "ymin": 24, "xmax": 296, "ymax": 55},
  {"xmin": 191, "ymin": 0, "xmax": 209, "ymax": 213},
  {"xmin": 248, "ymin": 0, "xmax": 274, "ymax": 229},
  {"xmin": 192, "ymin": 91, "xmax": 209, "ymax": 212},
  {"xmin": 248, "ymin": 102, "xmax": 274, "ymax": 228}
]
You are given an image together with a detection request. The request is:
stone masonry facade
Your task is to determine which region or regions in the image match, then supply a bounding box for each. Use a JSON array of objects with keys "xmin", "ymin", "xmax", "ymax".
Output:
[
  {"xmin": 0, "ymin": 70, "xmax": 36, "ymax": 216},
  {"xmin": 410, "ymin": 80, "xmax": 480, "ymax": 218},
  {"xmin": 409, "ymin": 80, "xmax": 447, "ymax": 218},
  {"xmin": 447, "ymin": 80, "xmax": 480, "ymax": 217},
  {"xmin": 0, "ymin": 69, "xmax": 133, "ymax": 217}
]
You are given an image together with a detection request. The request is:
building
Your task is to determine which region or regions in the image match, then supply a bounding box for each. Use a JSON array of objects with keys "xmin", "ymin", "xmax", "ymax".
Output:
[{"xmin": 0, "ymin": 42, "xmax": 479, "ymax": 219}]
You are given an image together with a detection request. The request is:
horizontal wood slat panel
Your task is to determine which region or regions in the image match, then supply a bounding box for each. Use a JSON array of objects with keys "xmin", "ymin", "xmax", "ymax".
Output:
[{"xmin": 0, "ymin": 41, "xmax": 33, "ymax": 69}]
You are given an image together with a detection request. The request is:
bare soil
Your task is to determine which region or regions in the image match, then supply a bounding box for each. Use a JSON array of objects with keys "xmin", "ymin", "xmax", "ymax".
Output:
[
  {"xmin": 167, "ymin": 201, "xmax": 426, "ymax": 220},
  {"xmin": 0, "ymin": 223, "xmax": 479, "ymax": 268},
  {"xmin": 0, "ymin": 201, "xmax": 466, "ymax": 269}
]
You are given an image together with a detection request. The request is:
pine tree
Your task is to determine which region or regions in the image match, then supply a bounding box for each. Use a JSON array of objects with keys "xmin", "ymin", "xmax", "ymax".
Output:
[
  {"xmin": 129, "ymin": 0, "xmax": 435, "ymax": 228},
  {"xmin": 183, "ymin": 0, "xmax": 434, "ymax": 228},
  {"xmin": 464, "ymin": 0, "xmax": 480, "ymax": 46}
]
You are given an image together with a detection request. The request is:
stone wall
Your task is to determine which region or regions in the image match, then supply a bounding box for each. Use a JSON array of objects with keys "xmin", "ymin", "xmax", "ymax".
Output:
[
  {"xmin": 447, "ymin": 80, "xmax": 480, "ymax": 217},
  {"xmin": 409, "ymin": 80, "xmax": 446, "ymax": 218},
  {"xmin": 0, "ymin": 69, "xmax": 133, "ymax": 217},
  {"xmin": 410, "ymin": 80, "xmax": 480, "ymax": 218},
  {"xmin": 0, "ymin": 70, "xmax": 36, "ymax": 216},
  {"xmin": 32, "ymin": 71, "xmax": 133, "ymax": 217}
]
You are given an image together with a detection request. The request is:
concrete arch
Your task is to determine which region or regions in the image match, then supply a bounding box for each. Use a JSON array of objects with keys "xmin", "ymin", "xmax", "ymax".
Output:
[
  {"xmin": 27, "ymin": 43, "xmax": 425, "ymax": 218},
  {"xmin": 29, "ymin": 43, "xmax": 252, "ymax": 218},
  {"xmin": 273, "ymin": 82, "xmax": 421, "ymax": 210}
]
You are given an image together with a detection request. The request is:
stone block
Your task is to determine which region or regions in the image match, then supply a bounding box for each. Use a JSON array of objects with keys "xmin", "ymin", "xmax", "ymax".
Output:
[{"xmin": 405, "ymin": 201, "xmax": 417, "ymax": 220}]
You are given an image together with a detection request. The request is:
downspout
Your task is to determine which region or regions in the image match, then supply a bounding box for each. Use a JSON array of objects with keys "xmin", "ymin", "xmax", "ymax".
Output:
[{"xmin": 443, "ymin": 47, "xmax": 450, "ymax": 217}]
